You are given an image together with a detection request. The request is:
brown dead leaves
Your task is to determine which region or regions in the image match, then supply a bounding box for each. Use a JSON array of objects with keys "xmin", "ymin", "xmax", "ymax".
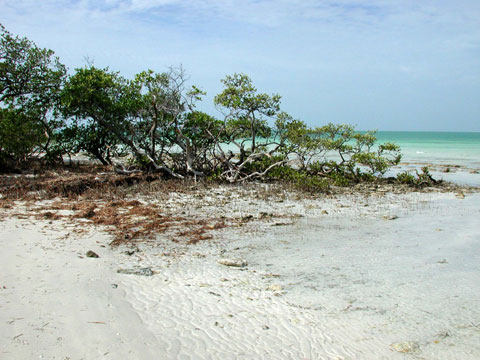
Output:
[
  {"xmin": 0, "ymin": 166, "xmax": 288, "ymax": 245},
  {"xmin": 26, "ymin": 198, "xmax": 231, "ymax": 246}
]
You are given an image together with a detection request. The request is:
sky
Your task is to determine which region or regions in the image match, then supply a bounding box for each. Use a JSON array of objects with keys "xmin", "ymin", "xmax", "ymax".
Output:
[{"xmin": 1, "ymin": 0, "xmax": 479, "ymax": 131}]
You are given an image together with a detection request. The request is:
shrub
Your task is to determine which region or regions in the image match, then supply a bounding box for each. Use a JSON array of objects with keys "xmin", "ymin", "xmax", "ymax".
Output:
[
  {"xmin": 396, "ymin": 167, "xmax": 439, "ymax": 187},
  {"xmin": 0, "ymin": 109, "xmax": 46, "ymax": 169}
]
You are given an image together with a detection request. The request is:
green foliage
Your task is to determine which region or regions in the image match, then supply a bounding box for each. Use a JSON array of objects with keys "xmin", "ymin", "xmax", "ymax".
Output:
[
  {"xmin": 328, "ymin": 172, "xmax": 352, "ymax": 187},
  {"xmin": 268, "ymin": 165, "xmax": 330, "ymax": 192},
  {"xmin": 131, "ymin": 67, "xmax": 208, "ymax": 174},
  {"xmin": 55, "ymin": 121, "xmax": 119, "ymax": 165},
  {"xmin": 275, "ymin": 113, "xmax": 320, "ymax": 168},
  {"xmin": 0, "ymin": 25, "xmax": 408, "ymax": 186},
  {"xmin": 292, "ymin": 173, "xmax": 330, "ymax": 192},
  {"xmin": 240, "ymin": 156, "xmax": 329, "ymax": 192},
  {"xmin": 214, "ymin": 74, "xmax": 281, "ymax": 118},
  {"xmin": 61, "ymin": 66, "xmax": 133, "ymax": 122},
  {"xmin": 183, "ymin": 111, "xmax": 223, "ymax": 143},
  {"xmin": 396, "ymin": 171, "xmax": 416, "ymax": 184},
  {"xmin": 241, "ymin": 155, "xmax": 285, "ymax": 174},
  {"xmin": 182, "ymin": 111, "xmax": 225, "ymax": 169},
  {"xmin": 0, "ymin": 109, "xmax": 45, "ymax": 167},
  {"xmin": 0, "ymin": 24, "xmax": 66, "ymax": 167},
  {"xmin": 396, "ymin": 167, "xmax": 438, "ymax": 187},
  {"xmin": 59, "ymin": 66, "xmax": 136, "ymax": 165},
  {"xmin": 210, "ymin": 75, "xmax": 403, "ymax": 186},
  {"xmin": 0, "ymin": 24, "xmax": 66, "ymax": 113},
  {"xmin": 353, "ymin": 142, "xmax": 401, "ymax": 175},
  {"xmin": 214, "ymin": 73, "xmax": 281, "ymax": 154},
  {"xmin": 306, "ymin": 124, "xmax": 402, "ymax": 179}
]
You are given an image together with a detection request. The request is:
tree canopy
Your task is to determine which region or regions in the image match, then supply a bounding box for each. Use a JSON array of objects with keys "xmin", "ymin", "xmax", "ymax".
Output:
[
  {"xmin": 0, "ymin": 24, "xmax": 405, "ymax": 190},
  {"xmin": 0, "ymin": 24, "xmax": 66, "ymax": 168}
]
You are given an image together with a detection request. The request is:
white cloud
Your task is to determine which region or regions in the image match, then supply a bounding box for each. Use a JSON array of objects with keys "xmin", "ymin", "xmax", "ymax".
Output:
[
  {"xmin": 1, "ymin": 0, "xmax": 479, "ymax": 130},
  {"xmin": 4, "ymin": 0, "xmax": 479, "ymax": 31}
]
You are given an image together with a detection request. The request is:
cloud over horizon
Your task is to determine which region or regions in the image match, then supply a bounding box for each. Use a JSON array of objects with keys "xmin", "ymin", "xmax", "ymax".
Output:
[{"xmin": 2, "ymin": 0, "xmax": 479, "ymax": 131}]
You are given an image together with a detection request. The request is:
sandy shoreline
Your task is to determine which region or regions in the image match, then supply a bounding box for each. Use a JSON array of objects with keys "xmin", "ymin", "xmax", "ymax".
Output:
[
  {"xmin": 1, "ymin": 185, "xmax": 479, "ymax": 359},
  {"xmin": 0, "ymin": 217, "xmax": 163, "ymax": 359}
]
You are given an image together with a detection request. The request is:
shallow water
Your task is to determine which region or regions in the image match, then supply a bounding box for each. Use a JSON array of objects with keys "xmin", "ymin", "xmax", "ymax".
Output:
[
  {"xmin": 218, "ymin": 131, "xmax": 480, "ymax": 186},
  {"xmin": 373, "ymin": 131, "xmax": 480, "ymax": 169},
  {"xmin": 372, "ymin": 131, "xmax": 480, "ymax": 186}
]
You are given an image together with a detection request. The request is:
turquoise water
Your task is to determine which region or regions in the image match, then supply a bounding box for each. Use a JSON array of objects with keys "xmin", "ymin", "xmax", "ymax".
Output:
[
  {"xmin": 221, "ymin": 131, "xmax": 480, "ymax": 169},
  {"xmin": 218, "ymin": 131, "xmax": 480, "ymax": 185},
  {"xmin": 370, "ymin": 131, "xmax": 480, "ymax": 169}
]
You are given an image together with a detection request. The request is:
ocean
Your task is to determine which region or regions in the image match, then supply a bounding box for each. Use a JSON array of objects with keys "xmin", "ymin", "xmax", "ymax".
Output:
[
  {"xmin": 372, "ymin": 131, "xmax": 480, "ymax": 169},
  {"xmin": 227, "ymin": 131, "xmax": 480, "ymax": 169},
  {"xmin": 370, "ymin": 131, "xmax": 480, "ymax": 186},
  {"xmin": 221, "ymin": 130, "xmax": 480, "ymax": 185}
]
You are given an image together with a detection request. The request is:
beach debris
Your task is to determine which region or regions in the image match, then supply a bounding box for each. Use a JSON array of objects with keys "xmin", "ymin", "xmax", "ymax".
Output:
[
  {"xmin": 111, "ymin": 284, "xmax": 118, "ymax": 289},
  {"xmin": 42, "ymin": 211, "xmax": 61, "ymax": 220},
  {"xmin": 267, "ymin": 284, "xmax": 283, "ymax": 292},
  {"xmin": 79, "ymin": 206, "xmax": 96, "ymax": 218},
  {"xmin": 272, "ymin": 222, "xmax": 292, "ymax": 226},
  {"xmin": 383, "ymin": 215, "xmax": 399, "ymax": 220},
  {"xmin": 437, "ymin": 258, "xmax": 448, "ymax": 264},
  {"xmin": 455, "ymin": 192, "xmax": 465, "ymax": 199},
  {"xmin": 86, "ymin": 250, "xmax": 99, "ymax": 258},
  {"xmin": 117, "ymin": 267, "xmax": 154, "ymax": 276},
  {"xmin": 436, "ymin": 331, "xmax": 451, "ymax": 338},
  {"xmin": 193, "ymin": 252, "xmax": 206, "ymax": 258},
  {"xmin": 262, "ymin": 325, "xmax": 270, "ymax": 330},
  {"xmin": 321, "ymin": 210, "xmax": 329, "ymax": 215},
  {"xmin": 390, "ymin": 341, "xmax": 420, "ymax": 353},
  {"xmin": 241, "ymin": 214, "xmax": 254, "ymax": 222},
  {"xmin": 259, "ymin": 212, "xmax": 274, "ymax": 219},
  {"xmin": 262, "ymin": 273, "xmax": 281, "ymax": 278},
  {"xmin": 217, "ymin": 258, "xmax": 247, "ymax": 268}
]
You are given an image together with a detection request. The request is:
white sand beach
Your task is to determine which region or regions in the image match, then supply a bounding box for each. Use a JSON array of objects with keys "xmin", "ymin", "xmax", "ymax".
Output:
[
  {"xmin": 2, "ymin": 2, "xmax": 479, "ymax": 358},
  {"xmin": 1, "ymin": 186, "xmax": 479, "ymax": 359}
]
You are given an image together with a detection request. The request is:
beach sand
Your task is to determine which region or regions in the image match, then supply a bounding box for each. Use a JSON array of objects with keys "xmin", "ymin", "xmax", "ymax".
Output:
[{"xmin": 1, "ymin": 187, "xmax": 479, "ymax": 359}]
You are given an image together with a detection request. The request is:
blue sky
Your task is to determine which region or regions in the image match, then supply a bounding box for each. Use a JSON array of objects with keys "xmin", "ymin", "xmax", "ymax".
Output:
[{"xmin": 2, "ymin": 0, "xmax": 479, "ymax": 131}]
